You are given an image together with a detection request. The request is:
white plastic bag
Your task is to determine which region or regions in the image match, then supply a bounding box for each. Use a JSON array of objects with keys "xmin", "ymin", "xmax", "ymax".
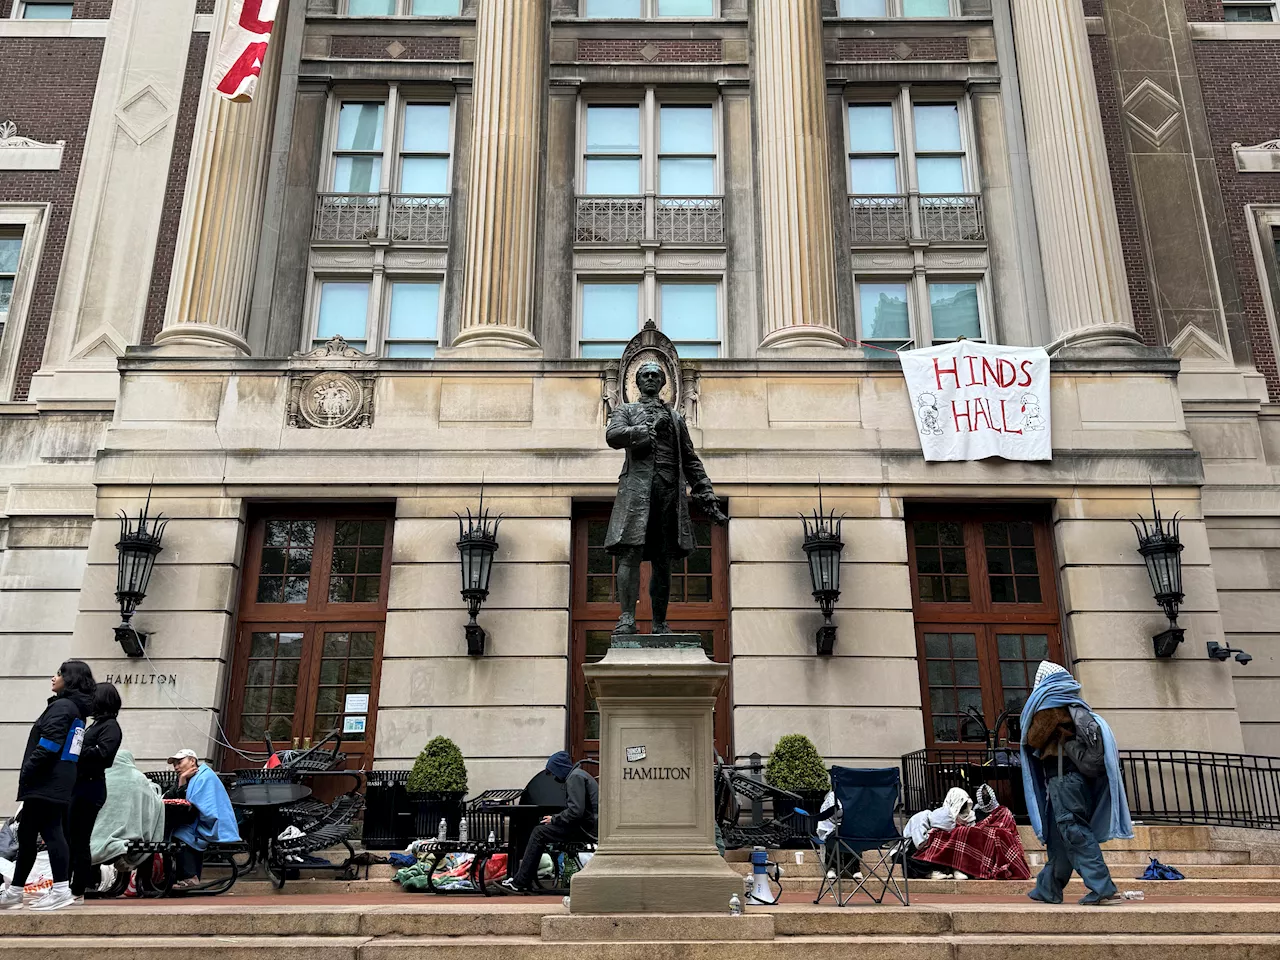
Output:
[{"xmin": 22, "ymin": 852, "xmax": 52, "ymax": 895}]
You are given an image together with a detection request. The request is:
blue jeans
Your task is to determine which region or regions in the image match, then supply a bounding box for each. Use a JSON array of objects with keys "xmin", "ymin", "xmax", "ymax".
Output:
[{"xmin": 1030, "ymin": 772, "xmax": 1117, "ymax": 904}]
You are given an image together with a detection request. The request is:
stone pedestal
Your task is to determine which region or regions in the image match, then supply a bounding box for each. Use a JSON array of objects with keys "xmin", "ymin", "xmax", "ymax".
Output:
[{"xmin": 568, "ymin": 636, "xmax": 742, "ymax": 915}]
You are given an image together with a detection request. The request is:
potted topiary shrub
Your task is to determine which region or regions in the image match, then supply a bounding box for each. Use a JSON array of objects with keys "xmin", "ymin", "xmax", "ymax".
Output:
[
  {"xmin": 764, "ymin": 734, "xmax": 831, "ymax": 847},
  {"xmin": 406, "ymin": 736, "xmax": 469, "ymax": 840}
]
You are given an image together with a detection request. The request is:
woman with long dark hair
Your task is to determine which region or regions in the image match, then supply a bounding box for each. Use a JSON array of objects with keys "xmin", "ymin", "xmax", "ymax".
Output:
[
  {"xmin": 69, "ymin": 682, "xmax": 122, "ymax": 901},
  {"xmin": 0, "ymin": 661, "xmax": 95, "ymax": 911}
]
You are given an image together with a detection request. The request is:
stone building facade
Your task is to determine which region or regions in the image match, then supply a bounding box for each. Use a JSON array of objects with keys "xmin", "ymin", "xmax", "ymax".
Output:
[{"xmin": 0, "ymin": 0, "xmax": 1278, "ymax": 802}]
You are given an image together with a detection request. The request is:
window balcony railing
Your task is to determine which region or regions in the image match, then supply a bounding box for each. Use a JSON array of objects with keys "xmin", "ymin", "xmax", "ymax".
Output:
[
  {"xmin": 313, "ymin": 193, "xmax": 451, "ymax": 243},
  {"xmin": 849, "ymin": 193, "xmax": 985, "ymax": 244},
  {"xmin": 575, "ymin": 195, "xmax": 725, "ymax": 245}
]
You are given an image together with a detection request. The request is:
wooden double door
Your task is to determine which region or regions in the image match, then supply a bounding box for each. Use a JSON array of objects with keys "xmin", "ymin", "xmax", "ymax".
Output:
[
  {"xmin": 906, "ymin": 507, "xmax": 1064, "ymax": 750},
  {"xmin": 569, "ymin": 504, "xmax": 731, "ymax": 762}
]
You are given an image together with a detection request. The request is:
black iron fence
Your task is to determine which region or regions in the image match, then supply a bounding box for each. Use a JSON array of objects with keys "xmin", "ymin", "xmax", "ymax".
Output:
[{"xmin": 903, "ymin": 747, "xmax": 1280, "ymax": 831}]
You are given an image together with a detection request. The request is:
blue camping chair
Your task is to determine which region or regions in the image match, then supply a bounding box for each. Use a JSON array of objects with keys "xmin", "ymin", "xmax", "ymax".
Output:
[{"xmin": 814, "ymin": 766, "xmax": 909, "ymax": 906}]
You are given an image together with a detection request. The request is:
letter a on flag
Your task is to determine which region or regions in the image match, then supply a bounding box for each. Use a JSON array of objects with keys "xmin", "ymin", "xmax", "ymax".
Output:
[{"xmin": 213, "ymin": 0, "xmax": 279, "ymax": 103}]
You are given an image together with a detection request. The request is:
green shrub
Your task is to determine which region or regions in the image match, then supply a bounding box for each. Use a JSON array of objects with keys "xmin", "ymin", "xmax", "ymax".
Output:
[
  {"xmin": 764, "ymin": 733, "xmax": 830, "ymax": 793},
  {"xmin": 406, "ymin": 736, "xmax": 468, "ymax": 795}
]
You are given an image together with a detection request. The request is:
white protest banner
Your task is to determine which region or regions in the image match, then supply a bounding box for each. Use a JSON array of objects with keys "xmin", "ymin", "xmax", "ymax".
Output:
[
  {"xmin": 212, "ymin": 0, "xmax": 279, "ymax": 103},
  {"xmin": 900, "ymin": 340, "xmax": 1051, "ymax": 462}
]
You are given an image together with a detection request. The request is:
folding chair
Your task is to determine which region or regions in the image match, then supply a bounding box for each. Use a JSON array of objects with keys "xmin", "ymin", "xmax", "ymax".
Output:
[{"xmin": 813, "ymin": 766, "xmax": 909, "ymax": 906}]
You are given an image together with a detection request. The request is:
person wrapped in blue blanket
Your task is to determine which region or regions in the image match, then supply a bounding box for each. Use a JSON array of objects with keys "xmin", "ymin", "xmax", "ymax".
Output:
[
  {"xmin": 165, "ymin": 749, "xmax": 240, "ymax": 890},
  {"xmin": 1019, "ymin": 661, "xmax": 1133, "ymax": 906}
]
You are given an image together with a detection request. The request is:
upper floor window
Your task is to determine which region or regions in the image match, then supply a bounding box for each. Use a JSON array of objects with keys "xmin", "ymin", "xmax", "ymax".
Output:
[
  {"xmin": 0, "ymin": 229, "xmax": 20, "ymax": 337},
  {"xmin": 856, "ymin": 279, "xmax": 984, "ymax": 350},
  {"xmin": 16, "ymin": 1, "xmax": 74, "ymax": 17},
  {"xmin": 1224, "ymin": 1, "xmax": 1278, "ymax": 21},
  {"xmin": 847, "ymin": 93, "xmax": 983, "ymax": 244},
  {"xmin": 345, "ymin": 0, "xmax": 460, "ymax": 14},
  {"xmin": 579, "ymin": 279, "xmax": 720, "ymax": 357},
  {"xmin": 313, "ymin": 279, "xmax": 441, "ymax": 357},
  {"xmin": 583, "ymin": 0, "xmax": 716, "ymax": 17},
  {"xmin": 838, "ymin": 0, "xmax": 956, "ymax": 15}
]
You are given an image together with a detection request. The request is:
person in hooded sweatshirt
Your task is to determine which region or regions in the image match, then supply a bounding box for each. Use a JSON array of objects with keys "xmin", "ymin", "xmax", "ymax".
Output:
[
  {"xmin": 1, "ymin": 660, "xmax": 96, "ymax": 912},
  {"xmin": 68, "ymin": 682, "xmax": 123, "ymax": 901},
  {"xmin": 501, "ymin": 751, "xmax": 598, "ymax": 893}
]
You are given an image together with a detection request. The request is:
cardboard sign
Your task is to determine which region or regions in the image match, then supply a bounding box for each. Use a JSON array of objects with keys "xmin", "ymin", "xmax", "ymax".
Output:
[{"xmin": 900, "ymin": 340, "xmax": 1052, "ymax": 462}]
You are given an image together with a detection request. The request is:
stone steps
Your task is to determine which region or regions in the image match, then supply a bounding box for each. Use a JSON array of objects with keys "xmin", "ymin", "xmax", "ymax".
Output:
[{"xmin": 727, "ymin": 859, "xmax": 1280, "ymax": 879}]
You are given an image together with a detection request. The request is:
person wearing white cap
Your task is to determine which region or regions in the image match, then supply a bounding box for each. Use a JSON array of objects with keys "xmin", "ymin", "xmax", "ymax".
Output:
[{"xmin": 163, "ymin": 749, "xmax": 239, "ymax": 889}]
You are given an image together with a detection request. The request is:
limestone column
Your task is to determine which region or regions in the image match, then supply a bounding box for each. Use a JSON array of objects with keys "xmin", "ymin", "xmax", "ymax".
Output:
[
  {"xmin": 754, "ymin": 0, "xmax": 844, "ymax": 351},
  {"xmin": 451, "ymin": 0, "xmax": 545, "ymax": 353},
  {"xmin": 153, "ymin": 0, "xmax": 284, "ymax": 355},
  {"xmin": 1009, "ymin": 0, "xmax": 1141, "ymax": 348}
]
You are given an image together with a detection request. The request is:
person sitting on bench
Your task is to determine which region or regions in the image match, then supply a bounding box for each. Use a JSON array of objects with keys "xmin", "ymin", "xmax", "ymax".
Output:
[
  {"xmin": 501, "ymin": 752, "xmax": 597, "ymax": 893},
  {"xmin": 165, "ymin": 749, "xmax": 240, "ymax": 890}
]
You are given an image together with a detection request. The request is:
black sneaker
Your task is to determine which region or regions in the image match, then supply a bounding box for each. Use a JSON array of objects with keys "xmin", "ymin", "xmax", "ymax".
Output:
[{"xmin": 499, "ymin": 878, "xmax": 530, "ymax": 895}]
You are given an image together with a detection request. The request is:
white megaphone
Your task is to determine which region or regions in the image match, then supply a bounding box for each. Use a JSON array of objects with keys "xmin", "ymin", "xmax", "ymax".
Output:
[{"xmin": 746, "ymin": 845, "xmax": 782, "ymax": 905}]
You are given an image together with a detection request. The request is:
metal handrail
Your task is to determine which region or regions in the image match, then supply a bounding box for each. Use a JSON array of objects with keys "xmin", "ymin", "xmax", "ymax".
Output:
[
  {"xmin": 849, "ymin": 192, "xmax": 985, "ymax": 243},
  {"xmin": 313, "ymin": 192, "xmax": 451, "ymax": 243},
  {"xmin": 575, "ymin": 194, "xmax": 725, "ymax": 245}
]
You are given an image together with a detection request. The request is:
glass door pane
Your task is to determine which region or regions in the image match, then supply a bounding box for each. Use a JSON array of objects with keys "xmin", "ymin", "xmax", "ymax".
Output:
[
  {"xmin": 312, "ymin": 629, "xmax": 379, "ymax": 742},
  {"xmin": 237, "ymin": 629, "xmax": 306, "ymax": 746},
  {"xmin": 921, "ymin": 630, "xmax": 984, "ymax": 744}
]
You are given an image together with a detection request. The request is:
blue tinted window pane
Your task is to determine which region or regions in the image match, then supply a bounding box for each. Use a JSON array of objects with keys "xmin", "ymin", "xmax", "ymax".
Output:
[
  {"xmin": 412, "ymin": 0, "xmax": 459, "ymax": 12},
  {"xmin": 860, "ymin": 283, "xmax": 910, "ymax": 341},
  {"xmin": 386, "ymin": 343, "xmax": 437, "ymax": 357},
  {"xmin": 659, "ymin": 159, "xmax": 714, "ymax": 195},
  {"xmin": 583, "ymin": 284, "xmax": 639, "ymax": 340},
  {"xmin": 914, "ymin": 104, "xmax": 962, "ymax": 152},
  {"xmin": 388, "ymin": 283, "xmax": 439, "ymax": 342},
  {"xmin": 586, "ymin": 159, "xmax": 641, "ymax": 195},
  {"xmin": 839, "ymin": 0, "xmax": 887, "ymax": 13},
  {"xmin": 587, "ymin": 106, "xmax": 641, "ymax": 152},
  {"xmin": 318, "ymin": 283, "xmax": 370, "ymax": 342},
  {"xmin": 929, "ymin": 283, "xmax": 981, "ymax": 340},
  {"xmin": 401, "ymin": 157, "xmax": 449, "ymax": 193},
  {"xmin": 661, "ymin": 284, "xmax": 717, "ymax": 341},
  {"xmin": 850, "ymin": 158, "xmax": 899, "ymax": 194},
  {"xmin": 658, "ymin": 0, "xmax": 715, "ymax": 13},
  {"xmin": 674, "ymin": 343, "xmax": 720, "ymax": 358},
  {"xmin": 22, "ymin": 2, "xmax": 74, "ymax": 17},
  {"xmin": 903, "ymin": 0, "xmax": 950, "ymax": 15},
  {"xmin": 402, "ymin": 104, "xmax": 450, "ymax": 153},
  {"xmin": 0, "ymin": 279, "xmax": 12, "ymax": 317},
  {"xmin": 337, "ymin": 103, "xmax": 385, "ymax": 151},
  {"xmin": 581, "ymin": 343, "xmax": 628, "ymax": 358},
  {"xmin": 0, "ymin": 236, "xmax": 21, "ymax": 274},
  {"xmin": 334, "ymin": 156, "xmax": 381, "ymax": 193},
  {"xmin": 917, "ymin": 157, "xmax": 964, "ymax": 193},
  {"xmin": 585, "ymin": 0, "xmax": 643, "ymax": 15},
  {"xmin": 849, "ymin": 105, "xmax": 896, "ymax": 152},
  {"xmin": 660, "ymin": 106, "xmax": 715, "ymax": 154}
]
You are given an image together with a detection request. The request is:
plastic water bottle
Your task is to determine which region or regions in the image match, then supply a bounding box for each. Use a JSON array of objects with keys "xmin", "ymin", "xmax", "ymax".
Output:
[
  {"xmin": 729, "ymin": 894, "xmax": 743, "ymax": 916},
  {"xmin": 437, "ymin": 817, "xmax": 447, "ymax": 841},
  {"xmin": 487, "ymin": 831, "xmax": 496, "ymax": 845},
  {"xmin": 459, "ymin": 819, "xmax": 469, "ymax": 843},
  {"xmin": 1122, "ymin": 891, "xmax": 1145, "ymax": 901}
]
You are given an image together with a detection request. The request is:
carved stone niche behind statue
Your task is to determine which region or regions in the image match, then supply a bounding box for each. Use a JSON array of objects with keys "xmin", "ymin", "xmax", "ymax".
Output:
[{"xmin": 603, "ymin": 322, "xmax": 725, "ymax": 638}]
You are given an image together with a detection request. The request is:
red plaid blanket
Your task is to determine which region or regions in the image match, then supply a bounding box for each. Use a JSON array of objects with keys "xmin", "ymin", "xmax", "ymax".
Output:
[{"xmin": 914, "ymin": 806, "xmax": 1032, "ymax": 880}]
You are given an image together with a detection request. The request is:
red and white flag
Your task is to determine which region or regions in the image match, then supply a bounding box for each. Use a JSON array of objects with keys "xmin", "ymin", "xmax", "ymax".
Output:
[{"xmin": 212, "ymin": 0, "xmax": 279, "ymax": 103}]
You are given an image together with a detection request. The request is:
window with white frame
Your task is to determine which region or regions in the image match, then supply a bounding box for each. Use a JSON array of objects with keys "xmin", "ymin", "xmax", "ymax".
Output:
[
  {"xmin": 312, "ymin": 278, "xmax": 442, "ymax": 357},
  {"xmin": 16, "ymin": 1, "xmax": 75, "ymax": 17},
  {"xmin": 855, "ymin": 278, "xmax": 984, "ymax": 350},
  {"xmin": 837, "ymin": 0, "xmax": 957, "ymax": 16},
  {"xmin": 345, "ymin": 0, "xmax": 460, "ymax": 15},
  {"xmin": 1224, "ymin": 2, "xmax": 1278, "ymax": 22},
  {"xmin": 579, "ymin": 280, "xmax": 720, "ymax": 357},
  {"xmin": 847, "ymin": 92, "xmax": 983, "ymax": 244},
  {"xmin": 583, "ymin": 0, "xmax": 716, "ymax": 17},
  {"xmin": 0, "ymin": 229, "xmax": 21, "ymax": 338}
]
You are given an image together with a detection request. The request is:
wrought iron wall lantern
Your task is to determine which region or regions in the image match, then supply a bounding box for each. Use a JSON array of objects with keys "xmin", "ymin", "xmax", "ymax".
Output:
[
  {"xmin": 456, "ymin": 488, "xmax": 502, "ymax": 657},
  {"xmin": 1130, "ymin": 489, "xmax": 1185, "ymax": 658},
  {"xmin": 114, "ymin": 493, "xmax": 169, "ymax": 658},
  {"xmin": 801, "ymin": 484, "xmax": 845, "ymax": 656}
]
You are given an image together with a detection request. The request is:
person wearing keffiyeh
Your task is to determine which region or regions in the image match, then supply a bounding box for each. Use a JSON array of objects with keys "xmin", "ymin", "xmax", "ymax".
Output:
[{"xmin": 1019, "ymin": 661, "xmax": 1132, "ymax": 906}]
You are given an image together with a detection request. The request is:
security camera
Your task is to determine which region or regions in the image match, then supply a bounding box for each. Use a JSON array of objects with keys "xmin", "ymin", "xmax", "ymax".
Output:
[
  {"xmin": 1207, "ymin": 641, "xmax": 1230, "ymax": 662},
  {"xmin": 1235, "ymin": 651, "xmax": 1253, "ymax": 665}
]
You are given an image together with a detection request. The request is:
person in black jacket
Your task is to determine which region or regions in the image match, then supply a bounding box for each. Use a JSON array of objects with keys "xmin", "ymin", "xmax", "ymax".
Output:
[
  {"xmin": 502, "ymin": 751, "xmax": 598, "ymax": 893},
  {"xmin": 68, "ymin": 682, "xmax": 122, "ymax": 900},
  {"xmin": 0, "ymin": 661, "xmax": 96, "ymax": 912}
]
